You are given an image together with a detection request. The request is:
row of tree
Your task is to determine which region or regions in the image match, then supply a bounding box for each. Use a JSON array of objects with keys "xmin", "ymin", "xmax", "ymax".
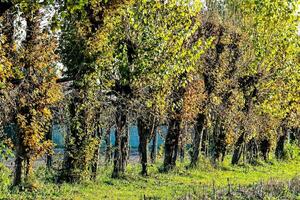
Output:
[{"xmin": 0, "ymin": 0, "xmax": 299, "ymax": 188}]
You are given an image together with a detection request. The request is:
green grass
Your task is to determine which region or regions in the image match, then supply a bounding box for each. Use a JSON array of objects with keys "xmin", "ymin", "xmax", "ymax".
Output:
[{"xmin": 2, "ymin": 157, "xmax": 300, "ymax": 200}]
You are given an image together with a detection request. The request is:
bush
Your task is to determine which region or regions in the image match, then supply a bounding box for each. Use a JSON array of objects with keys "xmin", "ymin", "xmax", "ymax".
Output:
[
  {"xmin": 0, "ymin": 141, "xmax": 13, "ymax": 161},
  {"xmin": 284, "ymin": 141, "xmax": 300, "ymax": 160},
  {"xmin": 0, "ymin": 162, "xmax": 11, "ymax": 193},
  {"xmin": 0, "ymin": 141, "xmax": 13, "ymax": 194}
]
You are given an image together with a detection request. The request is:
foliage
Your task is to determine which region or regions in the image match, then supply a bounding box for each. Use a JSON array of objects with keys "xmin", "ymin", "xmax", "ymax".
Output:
[
  {"xmin": 0, "ymin": 34, "xmax": 12, "ymax": 90},
  {"xmin": 0, "ymin": 0, "xmax": 63, "ymax": 186},
  {"xmin": 0, "ymin": 162, "xmax": 10, "ymax": 194},
  {"xmin": 0, "ymin": 141, "xmax": 12, "ymax": 194},
  {"xmin": 238, "ymin": 0, "xmax": 299, "ymax": 137},
  {"xmin": 0, "ymin": 141, "xmax": 13, "ymax": 161},
  {"xmin": 284, "ymin": 141, "xmax": 300, "ymax": 160},
  {"xmin": 58, "ymin": 0, "xmax": 129, "ymax": 181}
]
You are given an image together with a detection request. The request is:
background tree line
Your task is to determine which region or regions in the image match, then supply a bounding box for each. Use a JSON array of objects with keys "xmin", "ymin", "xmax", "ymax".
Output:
[{"xmin": 0, "ymin": 0, "xmax": 299, "ymax": 189}]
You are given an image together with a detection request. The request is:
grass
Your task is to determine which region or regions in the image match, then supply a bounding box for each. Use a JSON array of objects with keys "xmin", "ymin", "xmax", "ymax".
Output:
[{"xmin": 1, "ymin": 157, "xmax": 300, "ymax": 200}]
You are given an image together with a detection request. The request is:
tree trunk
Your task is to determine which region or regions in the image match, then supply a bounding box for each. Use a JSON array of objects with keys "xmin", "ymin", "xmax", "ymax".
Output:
[
  {"xmin": 179, "ymin": 125, "xmax": 187, "ymax": 163},
  {"xmin": 297, "ymin": 128, "xmax": 300, "ymax": 147},
  {"xmin": 112, "ymin": 128, "xmax": 121, "ymax": 178},
  {"xmin": 13, "ymin": 125, "xmax": 23, "ymax": 186},
  {"xmin": 213, "ymin": 122, "xmax": 226, "ymax": 163},
  {"xmin": 163, "ymin": 118, "xmax": 181, "ymax": 171},
  {"xmin": 172, "ymin": 138, "xmax": 179, "ymax": 165},
  {"xmin": 203, "ymin": 128, "xmax": 209, "ymax": 157},
  {"xmin": 260, "ymin": 139, "xmax": 270, "ymax": 161},
  {"xmin": 275, "ymin": 127, "xmax": 287, "ymax": 159},
  {"xmin": 179, "ymin": 146, "xmax": 185, "ymax": 163},
  {"xmin": 290, "ymin": 128, "xmax": 296, "ymax": 143},
  {"xmin": 61, "ymin": 94, "xmax": 85, "ymax": 182},
  {"xmin": 46, "ymin": 125, "xmax": 53, "ymax": 169},
  {"xmin": 150, "ymin": 129, "xmax": 158, "ymax": 163},
  {"xmin": 137, "ymin": 118, "xmax": 149, "ymax": 176},
  {"xmin": 46, "ymin": 153, "xmax": 53, "ymax": 170},
  {"xmin": 190, "ymin": 114, "xmax": 205, "ymax": 167},
  {"xmin": 13, "ymin": 153, "xmax": 23, "ymax": 186},
  {"xmin": 105, "ymin": 127, "xmax": 112, "ymax": 164},
  {"xmin": 61, "ymin": 88, "xmax": 97, "ymax": 183},
  {"xmin": 24, "ymin": 157, "xmax": 33, "ymax": 183},
  {"xmin": 112, "ymin": 106, "xmax": 126, "ymax": 178},
  {"xmin": 91, "ymin": 127, "xmax": 102, "ymax": 180},
  {"xmin": 231, "ymin": 132, "xmax": 245, "ymax": 165},
  {"xmin": 246, "ymin": 138, "xmax": 258, "ymax": 164},
  {"xmin": 120, "ymin": 127, "xmax": 129, "ymax": 173},
  {"xmin": 91, "ymin": 146, "xmax": 100, "ymax": 180}
]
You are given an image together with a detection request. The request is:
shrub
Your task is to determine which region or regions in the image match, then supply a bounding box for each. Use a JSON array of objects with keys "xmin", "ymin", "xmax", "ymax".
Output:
[
  {"xmin": 284, "ymin": 141, "xmax": 300, "ymax": 160},
  {"xmin": 0, "ymin": 141, "xmax": 13, "ymax": 161},
  {"xmin": 0, "ymin": 141, "xmax": 13, "ymax": 194},
  {"xmin": 0, "ymin": 162, "xmax": 11, "ymax": 193}
]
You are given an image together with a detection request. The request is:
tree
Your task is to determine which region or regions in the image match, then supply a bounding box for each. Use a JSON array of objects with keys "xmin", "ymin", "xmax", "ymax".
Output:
[
  {"xmin": 94, "ymin": 0, "xmax": 209, "ymax": 173},
  {"xmin": 59, "ymin": 0, "xmax": 129, "ymax": 182},
  {"xmin": 231, "ymin": 0, "xmax": 300, "ymax": 163},
  {"xmin": 0, "ymin": 1, "xmax": 63, "ymax": 186}
]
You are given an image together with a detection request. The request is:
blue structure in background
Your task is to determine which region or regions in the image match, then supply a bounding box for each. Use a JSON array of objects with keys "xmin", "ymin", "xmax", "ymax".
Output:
[
  {"xmin": 4, "ymin": 124, "xmax": 166, "ymax": 150},
  {"xmin": 109, "ymin": 125, "xmax": 165, "ymax": 150},
  {"xmin": 52, "ymin": 124, "xmax": 66, "ymax": 148},
  {"xmin": 51, "ymin": 124, "xmax": 166, "ymax": 150}
]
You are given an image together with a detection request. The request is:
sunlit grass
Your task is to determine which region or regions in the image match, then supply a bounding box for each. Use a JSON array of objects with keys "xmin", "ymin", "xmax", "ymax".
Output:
[{"xmin": 1, "ymin": 156, "xmax": 300, "ymax": 199}]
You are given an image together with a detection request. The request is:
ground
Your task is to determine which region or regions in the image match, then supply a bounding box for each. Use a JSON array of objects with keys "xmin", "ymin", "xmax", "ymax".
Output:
[{"xmin": 1, "ymin": 157, "xmax": 300, "ymax": 199}]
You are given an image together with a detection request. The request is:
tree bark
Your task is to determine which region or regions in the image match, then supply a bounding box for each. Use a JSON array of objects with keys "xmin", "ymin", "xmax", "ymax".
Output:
[
  {"xmin": 137, "ymin": 118, "xmax": 149, "ymax": 176},
  {"xmin": 231, "ymin": 132, "xmax": 245, "ymax": 165},
  {"xmin": 203, "ymin": 128, "xmax": 209, "ymax": 157},
  {"xmin": 13, "ymin": 124, "xmax": 23, "ymax": 186},
  {"xmin": 297, "ymin": 128, "xmax": 300, "ymax": 147},
  {"xmin": 61, "ymin": 93, "xmax": 85, "ymax": 182},
  {"xmin": 190, "ymin": 114, "xmax": 205, "ymax": 167},
  {"xmin": 120, "ymin": 127, "xmax": 129, "ymax": 173},
  {"xmin": 290, "ymin": 128, "xmax": 296, "ymax": 143},
  {"xmin": 260, "ymin": 139, "xmax": 271, "ymax": 161},
  {"xmin": 179, "ymin": 145, "xmax": 185, "ymax": 163},
  {"xmin": 150, "ymin": 129, "xmax": 158, "ymax": 163},
  {"xmin": 213, "ymin": 122, "xmax": 226, "ymax": 163},
  {"xmin": 24, "ymin": 157, "xmax": 33, "ymax": 183},
  {"xmin": 105, "ymin": 127, "xmax": 112, "ymax": 164},
  {"xmin": 112, "ymin": 105, "xmax": 126, "ymax": 178},
  {"xmin": 163, "ymin": 118, "xmax": 181, "ymax": 171},
  {"xmin": 112, "ymin": 128, "xmax": 121, "ymax": 178},
  {"xmin": 247, "ymin": 138, "xmax": 258, "ymax": 164},
  {"xmin": 91, "ymin": 127, "xmax": 102, "ymax": 180},
  {"xmin": 13, "ymin": 153, "xmax": 23, "ymax": 186},
  {"xmin": 46, "ymin": 125, "xmax": 53, "ymax": 169},
  {"xmin": 275, "ymin": 127, "xmax": 287, "ymax": 159}
]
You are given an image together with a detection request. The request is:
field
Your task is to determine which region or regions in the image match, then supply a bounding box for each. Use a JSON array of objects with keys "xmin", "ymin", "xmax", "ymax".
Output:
[{"xmin": 1, "ymin": 157, "xmax": 300, "ymax": 200}]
